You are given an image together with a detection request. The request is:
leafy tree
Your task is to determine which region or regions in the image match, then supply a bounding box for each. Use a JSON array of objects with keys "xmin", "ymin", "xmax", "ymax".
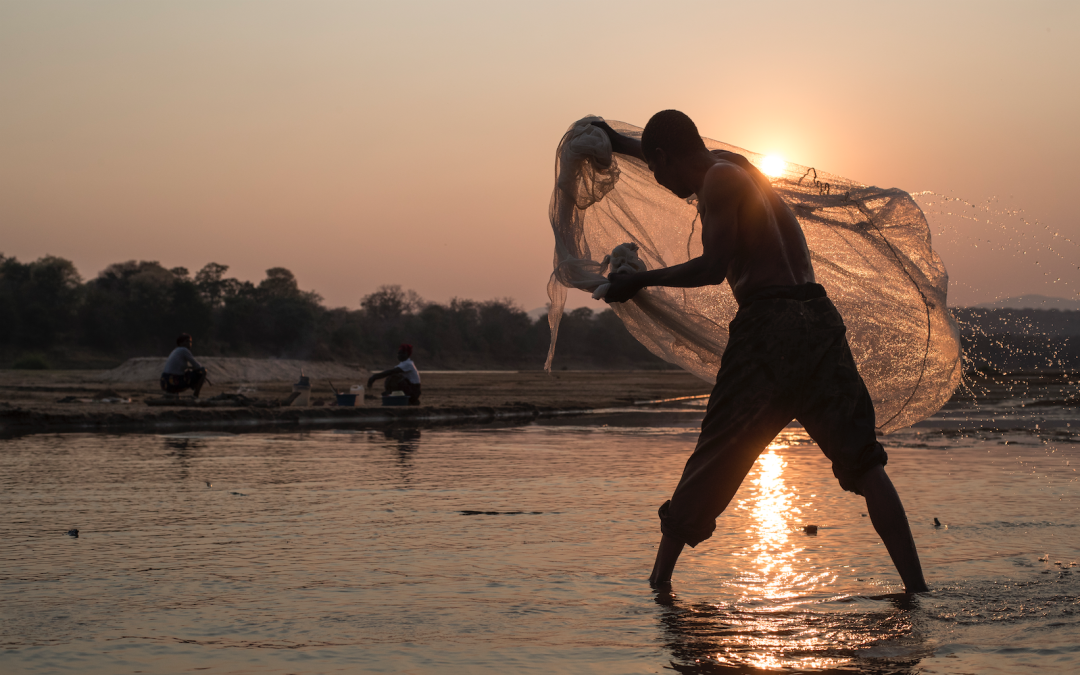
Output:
[
  {"xmin": 259, "ymin": 267, "xmax": 300, "ymax": 298},
  {"xmin": 0, "ymin": 254, "xmax": 82, "ymax": 348},
  {"xmin": 195, "ymin": 262, "xmax": 231, "ymax": 307},
  {"xmin": 361, "ymin": 285, "xmax": 422, "ymax": 321}
]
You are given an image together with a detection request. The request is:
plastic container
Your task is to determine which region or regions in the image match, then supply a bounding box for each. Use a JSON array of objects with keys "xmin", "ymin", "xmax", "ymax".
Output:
[
  {"xmin": 382, "ymin": 390, "xmax": 410, "ymax": 407},
  {"xmin": 349, "ymin": 385, "xmax": 365, "ymax": 406},
  {"xmin": 334, "ymin": 393, "xmax": 358, "ymax": 407},
  {"xmin": 291, "ymin": 374, "xmax": 311, "ymax": 407}
]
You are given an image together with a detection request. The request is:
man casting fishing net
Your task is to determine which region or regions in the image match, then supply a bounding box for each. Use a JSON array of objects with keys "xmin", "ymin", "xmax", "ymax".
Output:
[{"xmin": 590, "ymin": 111, "xmax": 928, "ymax": 592}]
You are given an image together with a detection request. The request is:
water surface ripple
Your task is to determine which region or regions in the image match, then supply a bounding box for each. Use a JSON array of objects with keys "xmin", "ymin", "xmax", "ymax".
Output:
[{"xmin": 1, "ymin": 411, "xmax": 1078, "ymax": 673}]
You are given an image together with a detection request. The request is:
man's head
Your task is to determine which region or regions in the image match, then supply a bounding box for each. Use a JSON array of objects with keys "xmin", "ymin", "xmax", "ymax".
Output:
[
  {"xmin": 641, "ymin": 110, "xmax": 710, "ymax": 198},
  {"xmin": 177, "ymin": 333, "xmax": 193, "ymax": 348},
  {"xmin": 398, "ymin": 343, "xmax": 413, "ymax": 361}
]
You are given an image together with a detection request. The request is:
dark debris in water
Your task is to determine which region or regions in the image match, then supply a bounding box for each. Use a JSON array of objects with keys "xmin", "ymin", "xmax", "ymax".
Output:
[
  {"xmin": 65, "ymin": 528, "xmax": 78, "ymax": 537},
  {"xmin": 459, "ymin": 510, "xmax": 542, "ymax": 516}
]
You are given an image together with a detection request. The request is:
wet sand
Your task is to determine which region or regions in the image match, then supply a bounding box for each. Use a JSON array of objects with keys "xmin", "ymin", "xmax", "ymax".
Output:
[{"xmin": 0, "ymin": 369, "xmax": 712, "ymax": 435}]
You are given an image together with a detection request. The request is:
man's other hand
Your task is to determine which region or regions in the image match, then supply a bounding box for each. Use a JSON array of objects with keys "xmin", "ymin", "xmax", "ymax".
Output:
[
  {"xmin": 589, "ymin": 119, "xmax": 617, "ymax": 137},
  {"xmin": 588, "ymin": 120, "xmax": 643, "ymax": 161},
  {"xmin": 604, "ymin": 273, "xmax": 641, "ymax": 304}
]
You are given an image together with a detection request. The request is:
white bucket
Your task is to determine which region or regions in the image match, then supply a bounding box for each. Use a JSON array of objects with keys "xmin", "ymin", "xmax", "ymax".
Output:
[
  {"xmin": 291, "ymin": 383, "xmax": 311, "ymax": 407},
  {"xmin": 349, "ymin": 385, "xmax": 365, "ymax": 407}
]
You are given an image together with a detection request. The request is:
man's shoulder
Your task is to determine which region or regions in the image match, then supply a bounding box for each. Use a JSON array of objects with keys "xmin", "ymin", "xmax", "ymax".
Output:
[{"xmin": 700, "ymin": 159, "xmax": 755, "ymax": 203}]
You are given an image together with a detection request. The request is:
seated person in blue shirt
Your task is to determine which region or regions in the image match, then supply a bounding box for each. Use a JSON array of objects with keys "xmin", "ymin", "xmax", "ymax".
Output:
[
  {"xmin": 367, "ymin": 344, "xmax": 422, "ymax": 405},
  {"xmin": 160, "ymin": 333, "xmax": 208, "ymax": 397}
]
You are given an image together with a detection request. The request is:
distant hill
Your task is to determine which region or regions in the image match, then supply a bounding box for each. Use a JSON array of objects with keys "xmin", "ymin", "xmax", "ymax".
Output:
[
  {"xmin": 953, "ymin": 306, "xmax": 1080, "ymax": 372},
  {"xmin": 972, "ymin": 294, "xmax": 1080, "ymax": 311}
]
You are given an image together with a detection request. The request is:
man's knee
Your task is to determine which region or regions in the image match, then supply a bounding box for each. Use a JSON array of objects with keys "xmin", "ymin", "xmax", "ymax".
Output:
[
  {"xmin": 832, "ymin": 442, "xmax": 888, "ymax": 495},
  {"xmin": 852, "ymin": 464, "xmax": 886, "ymax": 493}
]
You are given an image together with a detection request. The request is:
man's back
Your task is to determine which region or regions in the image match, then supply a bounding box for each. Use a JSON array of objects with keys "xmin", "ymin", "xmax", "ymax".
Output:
[
  {"xmin": 699, "ymin": 152, "xmax": 815, "ymax": 306},
  {"xmin": 163, "ymin": 346, "xmax": 200, "ymax": 375}
]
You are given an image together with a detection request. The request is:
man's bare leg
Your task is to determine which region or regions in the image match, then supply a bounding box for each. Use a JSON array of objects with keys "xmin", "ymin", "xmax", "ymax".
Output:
[
  {"xmin": 855, "ymin": 465, "xmax": 928, "ymax": 593},
  {"xmin": 649, "ymin": 534, "xmax": 686, "ymax": 587}
]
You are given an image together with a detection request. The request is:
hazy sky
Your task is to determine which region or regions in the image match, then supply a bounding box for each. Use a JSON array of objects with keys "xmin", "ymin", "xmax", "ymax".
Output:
[{"xmin": 2, "ymin": 1, "xmax": 1077, "ymax": 310}]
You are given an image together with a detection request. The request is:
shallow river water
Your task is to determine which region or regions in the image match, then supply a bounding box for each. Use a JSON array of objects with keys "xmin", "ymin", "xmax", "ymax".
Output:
[{"xmin": 2, "ymin": 407, "xmax": 1078, "ymax": 674}]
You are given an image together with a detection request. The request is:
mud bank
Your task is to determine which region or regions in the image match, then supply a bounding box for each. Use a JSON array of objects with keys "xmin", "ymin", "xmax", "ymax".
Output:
[
  {"xmin": 0, "ymin": 369, "xmax": 714, "ymax": 437},
  {"xmin": 0, "ymin": 401, "xmax": 592, "ymax": 437}
]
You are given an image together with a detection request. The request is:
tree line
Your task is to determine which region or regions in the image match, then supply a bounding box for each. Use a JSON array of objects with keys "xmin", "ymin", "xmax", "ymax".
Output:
[
  {"xmin": 0, "ymin": 254, "xmax": 670, "ymax": 370},
  {"xmin": 4, "ymin": 253, "xmax": 1076, "ymax": 372}
]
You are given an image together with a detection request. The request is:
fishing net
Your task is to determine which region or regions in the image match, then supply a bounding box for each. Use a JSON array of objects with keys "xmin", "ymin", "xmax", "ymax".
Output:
[{"xmin": 546, "ymin": 117, "xmax": 962, "ymax": 433}]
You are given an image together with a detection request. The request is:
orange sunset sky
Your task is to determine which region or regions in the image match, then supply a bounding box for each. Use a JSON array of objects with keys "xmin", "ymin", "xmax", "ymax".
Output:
[{"xmin": 2, "ymin": 1, "xmax": 1078, "ymax": 311}]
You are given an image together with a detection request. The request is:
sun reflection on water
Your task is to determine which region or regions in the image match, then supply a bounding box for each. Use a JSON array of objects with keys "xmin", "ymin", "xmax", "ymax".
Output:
[{"xmin": 713, "ymin": 431, "xmax": 848, "ymax": 670}]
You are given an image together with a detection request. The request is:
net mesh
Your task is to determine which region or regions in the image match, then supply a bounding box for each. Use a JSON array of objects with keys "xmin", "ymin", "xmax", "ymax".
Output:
[{"xmin": 546, "ymin": 117, "xmax": 962, "ymax": 433}]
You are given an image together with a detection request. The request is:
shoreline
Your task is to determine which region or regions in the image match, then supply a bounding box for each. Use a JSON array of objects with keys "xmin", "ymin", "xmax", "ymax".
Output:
[
  {"xmin": 1, "ymin": 368, "xmax": 1075, "ymax": 438},
  {"xmin": 0, "ymin": 369, "xmax": 713, "ymax": 437},
  {"xmin": 0, "ymin": 401, "xmax": 595, "ymax": 437}
]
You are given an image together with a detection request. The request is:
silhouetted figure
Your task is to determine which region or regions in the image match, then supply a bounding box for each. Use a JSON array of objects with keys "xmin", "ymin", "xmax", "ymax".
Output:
[
  {"xmin": 368, "ymin": 344, "xmax": 422, "ymax": 405},
  {"xmin": 160, "ymin": 333, "xmax": 207, "ymax": 398},
  {"xmin": 593, "ymin": 111, "xmax": 928, "ymax": 593}
]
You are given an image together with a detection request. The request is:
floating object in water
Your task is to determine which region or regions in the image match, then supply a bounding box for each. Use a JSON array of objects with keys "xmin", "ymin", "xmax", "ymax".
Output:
[
  {"xmin": 1039, "ymin": 554, "xmax": 1049, "ymax": 562},
  {"xmin": 229, "ymin": 491, "xmax": 246, "ymax": 497},
  {"xmin": 205, "ymin": 481, "xmax": 212, "ymax": 488},
  {"xmin": 934, "ymin": 517, "xmax": 942, "ymax": 527},
  {"xmin": 66, "ymin": 528, "xmax": 79, "ymax": 537},
  {"xmin": 803, "ymin": 524, "xmax": 818, "ymax": 535},
  {"xmin": 459, "ymin": 510, "xmax": 543, "ymax": 516}
]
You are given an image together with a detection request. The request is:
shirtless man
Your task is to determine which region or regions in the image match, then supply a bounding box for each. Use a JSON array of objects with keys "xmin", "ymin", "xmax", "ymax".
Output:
[{"xmin": 593, "ymin": 111, "xmax": 928, "ymax": 593}]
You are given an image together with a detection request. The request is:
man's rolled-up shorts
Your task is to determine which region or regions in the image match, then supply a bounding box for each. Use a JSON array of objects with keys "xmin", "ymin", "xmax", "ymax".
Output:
[
  {"xmin": 659, "ymin": 284, "xmax": 887, "ymax": 548},
  {"xmin": 160, "ymin": 370, "xmax": 204, "ymax": 394}
]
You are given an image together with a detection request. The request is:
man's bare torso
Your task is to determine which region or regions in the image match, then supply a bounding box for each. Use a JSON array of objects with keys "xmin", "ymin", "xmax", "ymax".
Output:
[{"xmin": 699, "ymin": 151, "xmax": 815, "ymax": 306}]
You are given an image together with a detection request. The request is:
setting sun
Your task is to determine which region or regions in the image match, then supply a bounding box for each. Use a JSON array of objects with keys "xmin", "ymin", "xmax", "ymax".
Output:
[{"xmin": 761, "ymin": 155, "xmax": 786, "ymax": 178}]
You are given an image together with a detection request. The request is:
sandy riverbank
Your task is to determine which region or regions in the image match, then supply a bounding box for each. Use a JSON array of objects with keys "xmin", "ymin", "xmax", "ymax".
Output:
[
  {"xmin": 0, "ymin": 366, "xmax": 1074, "ymax": 436},
  {"xmin": 0, "ymin": 367, "xmax": 712, "ymax": 435}
]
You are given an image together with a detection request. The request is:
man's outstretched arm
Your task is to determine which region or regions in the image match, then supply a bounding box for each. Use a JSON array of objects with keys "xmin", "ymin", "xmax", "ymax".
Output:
[
  {"xmin": 367, "ymin": 367, "xmax": 404, "ymax": 388},
  {"xmin": 591, "ymin": 121, "xmax": 645, "ymax": 161},
  {"xmin": 605, "ymin": 256, "xmax": 726, "ymax": 303}
]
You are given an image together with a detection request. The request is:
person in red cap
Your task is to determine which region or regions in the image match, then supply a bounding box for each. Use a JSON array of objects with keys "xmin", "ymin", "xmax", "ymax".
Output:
[{"xmin": 367, "ymin": 344, "xmax": 422, "ymax": 405}]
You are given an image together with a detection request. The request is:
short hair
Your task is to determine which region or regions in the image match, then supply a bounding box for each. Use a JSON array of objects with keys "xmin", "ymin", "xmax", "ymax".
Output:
[
  {"xmin": 399, "ymin": 343, "xmax": 413, "ymax": 357},
  {"xmin": 176, "ymin": 333, "xmax": 192, "ymax": 346},
  {"xmin": 641, "ymin": 110, "xmax": 708, "ymax": 164}
]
